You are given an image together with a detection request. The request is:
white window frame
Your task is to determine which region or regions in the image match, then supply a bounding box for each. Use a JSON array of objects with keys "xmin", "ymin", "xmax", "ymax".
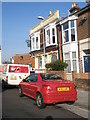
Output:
[
  {"xmin": 31, "ymin": 36, "xmax": 35, "ymax": 51},
  {"xmin": 38, "ymin": 56, "xmax": 42, "ymax": 68},
  {"xmin": 61, "ymin": 19, "xmax": 77, "ymax": 44},
  {"xmin": 64, "ymin": 52, "xmax": 71, "ymax": 73},
  {"xmin": 45, "ymin": 24, "xmax": 57, "ymax": 47},
  {"xmin": 72, "ymin": 52, "xmax": 77, "ymax": 71},
  {"xmin": 31, "ymin": 32, "xmax": 40, "ymax": 51}
]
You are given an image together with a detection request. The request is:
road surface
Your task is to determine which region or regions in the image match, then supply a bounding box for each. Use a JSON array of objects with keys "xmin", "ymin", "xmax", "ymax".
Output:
[{"xmin": 2, "ymin": 86, "xmax": 84, "ymax": 119}]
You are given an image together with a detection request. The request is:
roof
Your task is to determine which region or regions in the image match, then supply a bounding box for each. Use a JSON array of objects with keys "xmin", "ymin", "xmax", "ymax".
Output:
[
  {"xmin": 30, "ymin": 10, "xmax": 59, "ymax": 35},
  {"xmin": 60, "ymin": 3, "xmax": 90, "ymax": 23}
]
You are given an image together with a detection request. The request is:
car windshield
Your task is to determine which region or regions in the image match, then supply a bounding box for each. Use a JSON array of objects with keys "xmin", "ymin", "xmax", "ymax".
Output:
[{"xmin": 40, "ymin": 74, "xmax": 62, "ymax": 80}]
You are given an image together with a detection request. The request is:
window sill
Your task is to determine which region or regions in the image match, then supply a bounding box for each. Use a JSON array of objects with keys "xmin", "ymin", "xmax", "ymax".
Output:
[
  {"xmin": 46, "ymin": 43, "xmax": 57, "ymax": 47},
  {"xmin": 31, "ymin": 48, "xmax": 40, "ymax": 52},
  {"xmin": 62, "ymin": 41, "xmax": 77, "ymax": 45}
]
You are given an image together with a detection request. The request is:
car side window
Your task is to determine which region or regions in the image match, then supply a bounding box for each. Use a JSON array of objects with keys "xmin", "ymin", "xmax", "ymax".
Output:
[{"xmin": 29, "ymin": 74, "xmax": 38, "ymax": 82}]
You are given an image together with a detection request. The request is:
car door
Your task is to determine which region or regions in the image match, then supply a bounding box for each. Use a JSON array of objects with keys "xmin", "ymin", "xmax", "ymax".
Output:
[
  {"xmin": 28, "ymin": 74, "xmax": 38, "ymax": 99},
  {"xmin": 22, "ymin": 76, "xmax": 31, "ymax": 95}
]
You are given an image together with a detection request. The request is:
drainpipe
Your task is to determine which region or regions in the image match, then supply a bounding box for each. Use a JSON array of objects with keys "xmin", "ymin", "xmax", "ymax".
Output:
[{"xmin": 57, "ymin": 26, "xmax": 60, "ymax": 60}]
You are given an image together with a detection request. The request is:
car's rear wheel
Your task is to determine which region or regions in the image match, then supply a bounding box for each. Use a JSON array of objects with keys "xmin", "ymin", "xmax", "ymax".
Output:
[
  {"xmin": 19, "ymin": 86, "xmax": 23, "ymax": 97},
  {"xmin": 36, "ymin": 93, "xmax": 46, "ymax": 109}
]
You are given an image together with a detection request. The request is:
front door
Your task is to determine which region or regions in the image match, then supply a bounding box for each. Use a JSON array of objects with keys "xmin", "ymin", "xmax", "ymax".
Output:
[{"xmin": 84, "ymin": 56, "xmax": 90, "ymax": 72}]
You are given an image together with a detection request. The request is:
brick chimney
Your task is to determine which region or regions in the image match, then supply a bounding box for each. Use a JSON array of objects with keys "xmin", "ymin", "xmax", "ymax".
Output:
[{"xmin": 69, "ymin": 2, "xmax": 80, "ymax": 14}]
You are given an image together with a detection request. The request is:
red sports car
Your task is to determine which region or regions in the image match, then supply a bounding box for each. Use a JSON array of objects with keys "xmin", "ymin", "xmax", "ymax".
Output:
[{"xmin": 19, "ymin": 73, "xmax": 77, "ymax": 108}]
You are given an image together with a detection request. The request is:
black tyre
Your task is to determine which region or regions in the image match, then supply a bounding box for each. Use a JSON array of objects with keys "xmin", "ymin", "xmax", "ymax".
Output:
[
  {"xmin": 19, "ymin": 86, "xmax": 23, "ymax": 97},
  {"xmin": 36, "ymin": 93, "xmax": 46, "ymax": 109},
  {"xmin": 67, "ymin": 101, "xmax": 75, "ymax": 105}
]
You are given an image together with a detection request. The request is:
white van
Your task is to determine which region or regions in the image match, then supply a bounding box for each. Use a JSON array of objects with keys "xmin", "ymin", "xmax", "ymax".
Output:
[{"xmin": 4, "ymin": 64, "xmax": 30, "ymax": 85}]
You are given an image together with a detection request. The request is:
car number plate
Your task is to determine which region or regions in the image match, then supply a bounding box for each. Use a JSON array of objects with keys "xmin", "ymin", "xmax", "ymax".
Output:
[
  {"xmin": 57, "ymin": 87, "xmax": 69, "ymax": 91},
  {"xmin": 10, "ymin": 77, "xmax": 17, "ymax": 80}
]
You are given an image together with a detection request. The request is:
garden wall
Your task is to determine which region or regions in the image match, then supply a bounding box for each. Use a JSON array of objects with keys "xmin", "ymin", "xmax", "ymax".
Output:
[{"xmin": 46, "ymin": 70, "xmax": 90, "ymax": 91}]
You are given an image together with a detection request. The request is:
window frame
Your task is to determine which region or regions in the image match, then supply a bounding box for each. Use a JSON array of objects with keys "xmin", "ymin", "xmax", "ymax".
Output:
[
  {"xmin": 38, "ymin": 56, "xmax": 42, "ymax": 68},
  {"xmin": 31, "ymin": 32, "xmax": 40, "ymax": 51},
  {"xmin": 45, "ymin": 24, "xmax": 57, "ymax": 47},
  {"xmin": 62, "ymin": 19, "xmax": 77, "ymax": 44},
  {"xmin": 64, "ymin": 52, "xmax": 71, "ymax": 73}
]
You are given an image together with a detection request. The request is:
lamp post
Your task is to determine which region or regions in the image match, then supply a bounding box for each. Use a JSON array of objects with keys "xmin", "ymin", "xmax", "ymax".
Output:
[{"xmin": 38, "ymin": 16, "xmax": 46, "ymax": 73}]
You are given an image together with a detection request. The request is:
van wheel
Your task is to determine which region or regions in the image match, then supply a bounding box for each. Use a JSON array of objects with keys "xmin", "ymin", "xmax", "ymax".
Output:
[
  {"xmin": 36, "ymin": 93, "xmax": 46, "ymax": 109},
  {"xmin": 19, "ymin": 86, "xmax": 23, "ymax": 97}
]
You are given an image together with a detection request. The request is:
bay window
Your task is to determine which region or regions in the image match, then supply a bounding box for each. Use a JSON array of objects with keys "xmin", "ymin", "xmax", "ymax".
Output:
[
  {"xmin": 51, "ymin": 54, "xmax": 57, "ymax": 62},
  {"xmin": 45, "ymin": 25, "xmax": 57, "ymax": 47},
  {"xmin": 31, "ymin": 32, "xmax": 40, "ymax": 51},
  {"xmin": 64, "ymin": 53, "xmax": 71, "ymax": 73},
  {"xmin": 32, "ymin": 37, "xmax": 35, "ymax": 50},
  {"xmin": 62, "ymin": 20, "xmax": 76, "ymax": 43},
  {"xmin": 38, "ymin": 57, "xmax": 42, "ymax": 68},
  {"xmin": 36, "ymin": 37, "xmax": 39, "ymax": 49},
  {"xmin": 72, "ymin": 52, "xmax": 77, "ymax": 71},
  {"xmin": 52, "ymin": 28, "xmax": 55, "ymax": 44},
  {"xmin": 47, "ymin": 29, "xmax": 50, "ymax": 44},
  {"xmin": 71, "ymin": 20, "xmax": 75, "ymax": 41},
  {"xmin": 63, "ymin": 22, "xmax": 69, "ymax": 43}
]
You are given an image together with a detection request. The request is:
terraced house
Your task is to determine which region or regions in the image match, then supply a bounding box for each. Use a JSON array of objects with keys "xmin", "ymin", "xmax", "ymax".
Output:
[
  {"xmin": 29, "ymin": 2, "xmax": 90, "ymax": 73},
  {"xmin": 60, "ymin": 2, "xmax": 90, "ymax": 73},
  {"xmin": 29, "ymin": 10, "xmax": 62, "ymax": 73}
]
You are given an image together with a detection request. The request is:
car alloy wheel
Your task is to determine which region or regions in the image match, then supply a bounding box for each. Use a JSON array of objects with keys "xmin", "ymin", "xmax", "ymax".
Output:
[{"xmin": 36, "ymin": 93, "xmax": 45, "ymax": 109}]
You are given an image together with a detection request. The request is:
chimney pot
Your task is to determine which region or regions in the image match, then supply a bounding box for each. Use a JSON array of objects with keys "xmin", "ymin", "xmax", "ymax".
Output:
[
  {"xmin": 74, "ymin": 2, "xmax": 76, "ymax": 6},
  {"xmin": 49, "ymin": 10, "xmax": 52, "ymax": 15},
  {"xmin": 72, "ymin": 3, "xmax": 74, "ymax": 8},
  {"xmin": 76, "ymin": 4, "xmax": 78, "ymax": 7}
]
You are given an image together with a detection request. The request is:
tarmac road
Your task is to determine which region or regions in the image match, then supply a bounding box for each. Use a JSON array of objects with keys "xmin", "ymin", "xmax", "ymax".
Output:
[{"xmin": 2, "ymin": 86, "xmax": 86, "ymax": 119}]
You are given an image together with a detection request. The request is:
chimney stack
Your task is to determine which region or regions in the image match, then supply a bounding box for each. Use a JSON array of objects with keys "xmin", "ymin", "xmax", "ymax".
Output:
[{"xmin": 69, "ymin": 2, "xmax": 80, "ymax": 14}]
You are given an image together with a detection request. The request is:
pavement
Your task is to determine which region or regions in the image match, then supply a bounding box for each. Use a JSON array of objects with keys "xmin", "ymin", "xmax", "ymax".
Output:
[{"xmin": 57, "ymin": 89, "xmax": 90, "ymax": 119}]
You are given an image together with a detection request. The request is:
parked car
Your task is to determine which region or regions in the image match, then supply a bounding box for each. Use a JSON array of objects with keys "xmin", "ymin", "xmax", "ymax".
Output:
[{"xmin": 19, "ymin": 73, "xmax": 77, "ymax": 108}]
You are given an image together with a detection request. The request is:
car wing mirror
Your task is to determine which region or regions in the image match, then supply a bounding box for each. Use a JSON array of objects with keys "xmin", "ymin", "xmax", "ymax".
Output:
[{"xmin": 23, "ymin": 79, "xmax": 28, "ymax": 82}]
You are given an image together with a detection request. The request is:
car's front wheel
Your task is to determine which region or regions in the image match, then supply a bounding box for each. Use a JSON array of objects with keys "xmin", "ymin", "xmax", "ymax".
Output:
[
  {"xmin": 36, "ymin": 93, "xmax": 46, "ymax": 109},
  {"xmin": 18, "ymin": 86, "xmax": 23, "ymax": 97}
]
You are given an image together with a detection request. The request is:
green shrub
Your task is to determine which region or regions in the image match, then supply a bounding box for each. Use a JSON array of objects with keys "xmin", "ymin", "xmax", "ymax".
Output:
[{"xmin": 45, "ymin": 60, "xmax": 68, "ymax": 71}]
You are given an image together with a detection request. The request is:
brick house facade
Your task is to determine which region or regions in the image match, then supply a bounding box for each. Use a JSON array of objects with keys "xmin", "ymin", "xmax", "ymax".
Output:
[
  {"xmin": 76, "ymin": 4, "xmax": 90, "ymax": 72},
  {"xmin": 29, "ymin": 10, "xmax": 62, "ymax": 73},
  {"xmin": 60, "ymin": 2, "xmax": 90, "ymax": 73},
  {"xmin": 13, "ymin": 54, "xmax": 35, "ymax": 69},
  {"xmin": 29, "ymin": 2, "xmax": 90, "ymax": 73}
]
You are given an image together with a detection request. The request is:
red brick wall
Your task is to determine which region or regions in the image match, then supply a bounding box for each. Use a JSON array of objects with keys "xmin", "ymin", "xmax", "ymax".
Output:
[
  {"xmin": 72, "ymin": 71, "xmax": 90, "ymax": 91},
  {"xmin": 46, "ymin": 70, "xmax": 67, "ymax": 79},
  {"xmin": 77, "ymin": 10, "xmax": 90, "ymax": 41},
  {"xmin": 14, "ymin": 54, "xmax": 35, "ymax": 68}
]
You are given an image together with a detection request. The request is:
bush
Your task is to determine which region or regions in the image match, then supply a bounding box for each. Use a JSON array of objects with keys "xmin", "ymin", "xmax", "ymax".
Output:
[{"xmin": 45, "ymin": 60, "xmax": 68, "ymax": 71}]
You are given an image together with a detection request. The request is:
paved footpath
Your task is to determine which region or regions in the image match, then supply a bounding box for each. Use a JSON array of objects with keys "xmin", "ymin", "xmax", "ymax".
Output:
[{"xmin": 57, "ymin": 89, "xmax": 90, "ymax": 119}]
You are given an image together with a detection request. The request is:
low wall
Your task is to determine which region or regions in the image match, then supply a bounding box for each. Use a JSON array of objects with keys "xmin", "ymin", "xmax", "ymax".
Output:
[
  {"xmin": 46, "ymin": 70, "xmax": 67, "ymax": 79},
  {"xmin": 46, "ymin": 70, "xmax": 90, "ymax": 91},
  {"xmin": 72, "ymin": 71, "xmax": 90, "ymax": 91}
]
